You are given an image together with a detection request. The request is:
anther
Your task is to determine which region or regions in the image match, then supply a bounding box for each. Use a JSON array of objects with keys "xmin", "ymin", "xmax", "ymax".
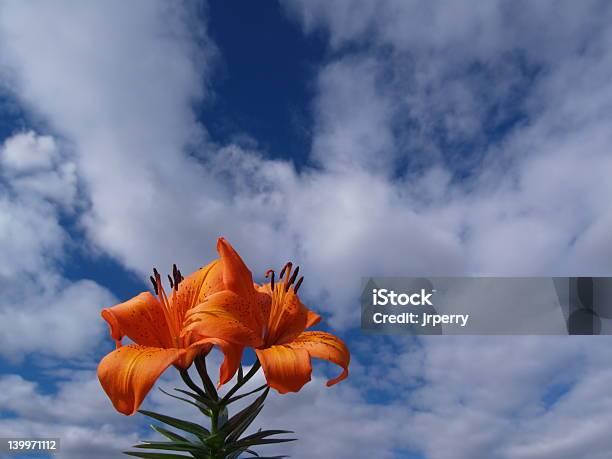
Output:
[
  {"xmin": 150, "ymin": 275, "xmax": 159, "ymax": 295},
  {"xmin": 168, "ymin": 274, "xmax": 174, "ymax": 289},
  {"xmin": 279, "ymin": 262, "xmax": 292, "ymax": 279},
  {"xmin": 294, "ymin": 276, "xmax": 304, "ymax": 293},
  {"xmin": 286, "ymin": 265, "xmax": 300, "ymax": 291},
  {"xmin": 288, "ymin": 266, "xmax": 300, "ymax": 286},
  {"xmin": 265, "ymin": 269, "xmax": 275, "ymax": 291}
]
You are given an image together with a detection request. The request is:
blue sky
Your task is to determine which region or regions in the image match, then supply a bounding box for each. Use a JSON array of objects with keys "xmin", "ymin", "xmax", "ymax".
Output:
[{"xmin": 1, "ymin": 1, "xmax": 612, "ymax": 458}]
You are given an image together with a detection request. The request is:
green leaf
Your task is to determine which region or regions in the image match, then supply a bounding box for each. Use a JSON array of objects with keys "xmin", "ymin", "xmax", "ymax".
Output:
[
  {"xmin": 239, "ymin": 430, "xmax": 294, "ymax": 442},
  {"xmin": 228, "ymin": 437, "xmax": 296, "ymax": 452},
  {"xmin": 123, "ymin": 452, "xmax": 192, "ymax": 458},
  {"xmin": 158, "ymin": 388, "xmax": 211, "ymax": 416},
  {"xmin": 173, "ymin": 388, "xmax": 217, "ymax": 411},
  {"xmin": 227, "ymin": 384, "xmax": 268, "ymax": 404},
  {"xmin": 150, "ymin": 425, "xmax": 189, "ymax": 443},
  {"xmin": 221, "ymin": 388, "xmax": 269, "ymax": 439},
  {"xmin": 225, "ymin": 405, "xmax": 264, "ymax": 444},
  {"xmin": 224, "ymin": 437, "xmax": 296, "ymax": 456},
  {"xmin": 134, "ymin": 441, "xmax": 206, "ymax": 453},
  {"xmin": 138, "ymin": 410, "xmax": 210, "ymax": 439}
]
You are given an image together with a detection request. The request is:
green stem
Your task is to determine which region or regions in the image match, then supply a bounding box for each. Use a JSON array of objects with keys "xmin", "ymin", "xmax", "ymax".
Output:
[
  {"xmin": 207, "ymin": 406, "xmax": 224, "ymax": 459},
  {"xmin": 176, "ymin": 358, "xmax": 263, "ymax": 459}
]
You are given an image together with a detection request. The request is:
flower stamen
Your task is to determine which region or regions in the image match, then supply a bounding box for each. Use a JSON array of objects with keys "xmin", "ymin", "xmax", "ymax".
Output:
[
  {"xmin": 279, "ymin": 262, "xmax": 292, "ymax": 280},
  {"xmin": 286, "ymin": 265, "xmax": 300, "ymax": 291},
  {"xmin": 149, "ymin": 275, "xmax": 159, "ymax": 295},
  {"xmin": 265, "ymin": 269, "xmax": 275, "ymax": 291},
  {"xmin": 294, "ymin": 276, "xmax": 304, "ymax": 293}
]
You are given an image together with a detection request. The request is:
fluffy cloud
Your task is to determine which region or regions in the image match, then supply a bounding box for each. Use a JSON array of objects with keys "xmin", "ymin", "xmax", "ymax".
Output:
[
  {"xmin": 0, "ymin": 131, "xmax": 114, "ymax": 360},
  {"xmin": 0, "ymin": 372, "xmax": 139, "ymax": 458}
]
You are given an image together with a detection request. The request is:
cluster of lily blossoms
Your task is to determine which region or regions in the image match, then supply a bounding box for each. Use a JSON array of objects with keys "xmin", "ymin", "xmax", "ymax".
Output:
[{"xmin": 97, "ymin": 238, "xmax": 350, "ymax": 416}]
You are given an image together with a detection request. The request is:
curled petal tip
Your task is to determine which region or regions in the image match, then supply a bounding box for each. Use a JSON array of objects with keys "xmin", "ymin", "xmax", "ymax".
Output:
[{"xmin": 216, "ymin": 237, "xmax": 228, "ymax": 249}]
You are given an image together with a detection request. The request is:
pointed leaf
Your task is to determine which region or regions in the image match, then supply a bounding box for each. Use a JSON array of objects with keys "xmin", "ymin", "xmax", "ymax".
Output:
[
  {"xmin": 225, "ymin": 438, "xmax": 296, "ymax": 456},
  {"xmin": 227, "ymin": 384, "xmax": 268, "ymax": 404},
  {"xmin": 150, "ymin": 425, "xmax": 189, "ymax": 443},
  {"xmin": 124, "ymin": 452, "xmax": 193, "ymax": 458},
  {"xmin": 159, "ymin": 388, "xmax": 211, "ymax": 416},
  {"xmin": 225, "ymin": 405, "xmax": 264, "ymax": 443},
  {"xmin": 239, "ymin": 430, "xmax": 294, "ymax": 442},
  {"xmin": 134, "ymin": 441, "xmax": 206, "ymax": 453},
  {"xmin": 138, "ymin": 410, "xmax": 210, "ymax": 438},
  {"xmin": 221, "ymin": 388, "xmax": 269, "ymax": 439},
  {"xmin": 173, "ymin": 388, "xmax": 216, "ymax": 410}
]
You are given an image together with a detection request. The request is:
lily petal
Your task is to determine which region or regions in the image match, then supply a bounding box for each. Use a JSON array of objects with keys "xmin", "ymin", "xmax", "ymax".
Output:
[
  {"xmin": 217, "ymin": 237, "xmax": 255, "ymax": 297},
  {"xmin": 260, "ymin": 287, "xmax": 310, "ymax": 346},
  {"xmin": 288, "ymin": 332, "xmax": 350, "ymax": 387},
  {"xmin": 173, "ymin": 259, "xmax": 224, "ymax": 317},
  {"xmin": 184, "ymin": 290, "xmax": 264, "ymax": 348},
  {"xmin": 306, "ymin": 309, "xmax": 322, "ymax": 329},
  {"xmin": 101, "ymin": 292, "xmax": 171, "ymax": 348},
  {"xmin": 190, "ymin": 338, "xmax": 244, "ymax": 387},
  {"xmin": 255, "ymin": 345, "xmax": 312, "ymax": 393},
  {"xmin": 97, "ymin": 345, "xmax": 185, "ymax": 415}
]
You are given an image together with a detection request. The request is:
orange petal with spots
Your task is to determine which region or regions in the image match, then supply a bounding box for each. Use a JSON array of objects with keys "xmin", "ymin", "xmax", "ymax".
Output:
[
  {"xmin": 184, "ymin": 290, "xmax": 264, "ymax": 348},
  {"xmin": 101, "ymin": 292, "xmax": 171, "ymax": 348},
  {"xmin": 255, "ymin": 345, "xmax": 312, "ymax": 393},
  {"xmin": 97, "ymin": 345, "xmax": 184, "ymax": 415},
  {"xmin": 288, "ymin": 331, "xmax": 350, "ymax": 387},
  {"xmin": 172, "ymin": 259, "xmax": 224, "ymax": 317}
]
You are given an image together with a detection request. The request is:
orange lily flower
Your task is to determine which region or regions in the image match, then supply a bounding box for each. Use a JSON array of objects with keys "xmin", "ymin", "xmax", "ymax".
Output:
[
  {"xmin": 184, "ymin": 238, "xmax": 350, "ymax": 394},
  {"xmin": 97, "ymin": 260, "xmax": 241, "ymax": 415}
]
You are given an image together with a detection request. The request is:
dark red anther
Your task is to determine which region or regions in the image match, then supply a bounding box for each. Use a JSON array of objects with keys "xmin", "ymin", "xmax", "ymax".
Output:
[
  {"xmin": 279, "ymin": 262, "xmax": 292, "ymax": 279},
  {"xmin": 294, "ymin": 276, "xmax": 304, "ymax": 293},
  {"xmin": 150, "ymin": 275, "xmax": 159, "ymax": 295},
  {"xmin": 288, "ymin": 266, "xmax": 300, "ymax": 286},
  {"xmin": 168, "ymin": 274, "xmax": 174, "ymax": 289},
  {"xmin": 286, "ymin": 265, "xmax": 300, "ymax": 291},
  {"xmin": 265, "ymin": 269, "xmax": 275, "ymax": 291}
]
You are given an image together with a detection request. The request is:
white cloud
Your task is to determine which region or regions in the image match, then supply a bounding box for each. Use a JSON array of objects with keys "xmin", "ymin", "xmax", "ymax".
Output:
[
  {"xmin": 1, "ymin": 131, "xmax": 77, "ymax": 208},
  {"xmin": 0, "ymin": 372, "xmax": 139, "ymax": 459},
  {"xmin": 1, "ymin": 131, "xmax": 57, "ymax": 171},
  {"xmin": 0, "ymin": 131, "xmax": 114, "ymax": 360}
]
